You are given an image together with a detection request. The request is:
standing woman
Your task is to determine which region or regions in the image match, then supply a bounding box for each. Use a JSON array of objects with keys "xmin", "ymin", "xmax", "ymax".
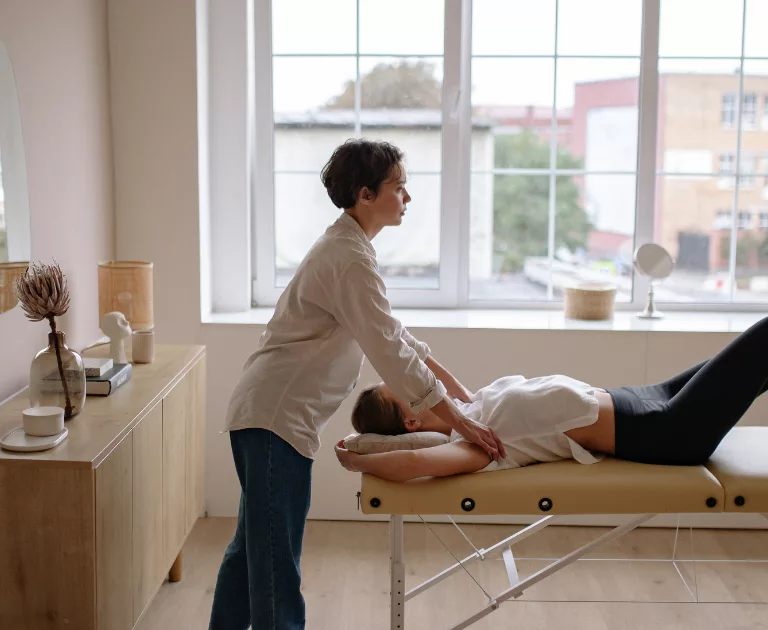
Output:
[{"xmin": 208, "ymin": 139, "xmax": 506, "ymax": 630}]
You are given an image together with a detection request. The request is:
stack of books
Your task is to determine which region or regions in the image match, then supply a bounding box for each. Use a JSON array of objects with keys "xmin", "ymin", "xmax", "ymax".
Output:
[{"xmin": 84, "ymin": 358, "xmax": 132, "ymax": 396}]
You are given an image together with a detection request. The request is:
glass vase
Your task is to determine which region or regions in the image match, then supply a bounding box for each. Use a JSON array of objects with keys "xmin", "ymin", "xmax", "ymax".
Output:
[{"xmin": 29, "ymin": 331, "xmax": 86, "ymax": 420}]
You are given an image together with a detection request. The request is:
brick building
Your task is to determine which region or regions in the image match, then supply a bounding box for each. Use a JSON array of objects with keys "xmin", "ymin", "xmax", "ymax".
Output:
[{"xmin": 572, "ymin": 73, "xmax": 768, "ymax": 274}]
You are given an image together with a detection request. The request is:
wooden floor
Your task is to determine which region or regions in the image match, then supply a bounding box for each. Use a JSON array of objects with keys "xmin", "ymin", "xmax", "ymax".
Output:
[{"xmin": 137, "ymin": 518, "xmax": 768, "ymax": 630}]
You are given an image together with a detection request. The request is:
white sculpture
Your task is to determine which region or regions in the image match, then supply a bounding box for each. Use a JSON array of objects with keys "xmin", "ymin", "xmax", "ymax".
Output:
[{"xmin": 101, "ymin": 311, "xmax": 132, "ymax": 364}]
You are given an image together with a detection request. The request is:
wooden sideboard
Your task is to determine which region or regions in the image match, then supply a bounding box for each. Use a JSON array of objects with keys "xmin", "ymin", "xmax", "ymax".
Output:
[{"xmin": 0, "ymin": 344, "xmax": 206, "ymax": 630}]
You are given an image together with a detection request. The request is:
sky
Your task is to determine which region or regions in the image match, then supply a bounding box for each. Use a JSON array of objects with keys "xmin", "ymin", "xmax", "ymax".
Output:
[{"xmin": 270, "ymin": 0, "xmax": 768, "ymax": 112}]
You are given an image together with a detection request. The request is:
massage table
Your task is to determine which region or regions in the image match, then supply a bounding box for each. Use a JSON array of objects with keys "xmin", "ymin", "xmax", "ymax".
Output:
[{"xmin": 358, "ymin": 427, "xmax": 768, "ymax": 630}]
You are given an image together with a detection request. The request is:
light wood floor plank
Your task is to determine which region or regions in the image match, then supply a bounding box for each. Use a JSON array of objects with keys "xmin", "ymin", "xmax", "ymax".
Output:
[{"xmin": 136, "ymin": 518, "xmax": 768, "ymax": 630}]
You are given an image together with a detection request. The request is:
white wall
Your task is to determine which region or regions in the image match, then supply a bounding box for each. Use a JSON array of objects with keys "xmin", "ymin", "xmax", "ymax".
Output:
[
  {"xmin": 108, "ymin": 0, "xmax": 766, "ymax": 531},
  {"xmin": 108, "ymin": 0, "xmax": 202, "ymax": 344},
  {"xmin": 0, "ymin": 0, "xmax": 114, "ymax": 402}
]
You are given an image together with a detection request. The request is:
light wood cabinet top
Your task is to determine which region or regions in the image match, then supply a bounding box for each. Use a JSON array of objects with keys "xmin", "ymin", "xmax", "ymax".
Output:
[{"xmin": 0, "ymin": 344, "xmax": 205, "ymax": 468}]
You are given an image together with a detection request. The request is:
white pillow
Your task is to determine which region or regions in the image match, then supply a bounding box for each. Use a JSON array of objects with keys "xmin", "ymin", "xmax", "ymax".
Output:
[{"xmin": 343, "ymin": 432, "xmax": 449, "ymax": 454}]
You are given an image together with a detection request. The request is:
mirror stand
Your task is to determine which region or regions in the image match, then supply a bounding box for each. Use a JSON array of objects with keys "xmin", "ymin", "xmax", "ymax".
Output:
[{"xmin": 638, "ymin": 281, "xmax": 664, "ymax": 319}]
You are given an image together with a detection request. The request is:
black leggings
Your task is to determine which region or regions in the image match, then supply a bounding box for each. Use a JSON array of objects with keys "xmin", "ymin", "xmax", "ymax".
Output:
[{"xmin": 607, "ymin": 315, "xmax": 768, "ymax": 466}]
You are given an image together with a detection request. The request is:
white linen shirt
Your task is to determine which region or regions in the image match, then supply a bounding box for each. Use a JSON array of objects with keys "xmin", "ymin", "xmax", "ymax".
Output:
[
  {"xmin": 451, "ymin": 374, "xmax": 603, "ymax": 470},
  {"xmin": 224, "ymin": 212, "xmax": 447, "ymax": 459}
]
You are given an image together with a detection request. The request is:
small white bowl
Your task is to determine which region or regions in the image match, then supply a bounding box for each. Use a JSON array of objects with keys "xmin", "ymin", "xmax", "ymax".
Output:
[{"xmin": 23, "ymin": 406, "xmax": 65, "ymax": 437}]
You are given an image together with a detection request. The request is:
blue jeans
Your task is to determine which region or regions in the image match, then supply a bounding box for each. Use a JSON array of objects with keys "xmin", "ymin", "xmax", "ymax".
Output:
[{"xmin": 209, "ymin": 428, "xmax": 313, "ymax": 630}]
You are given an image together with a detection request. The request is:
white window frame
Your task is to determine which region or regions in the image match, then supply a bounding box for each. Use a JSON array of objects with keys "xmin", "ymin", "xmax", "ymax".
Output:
[
  {"xmin": 243, "ymin": 0, "xmax": 766, "ymax": 312},
  {"xmin": 251, "ymin": 0, "xmax": 459, "ymax": 308}
]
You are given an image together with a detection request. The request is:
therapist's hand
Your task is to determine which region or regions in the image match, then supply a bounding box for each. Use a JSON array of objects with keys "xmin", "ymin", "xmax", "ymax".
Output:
[
  {"xmin": 430, "ymin": 398, "xmax": 507, "ymax": 462},
  {"xmin": 454, "ymin": 417, "xmax": 507, "ymax": 462}
]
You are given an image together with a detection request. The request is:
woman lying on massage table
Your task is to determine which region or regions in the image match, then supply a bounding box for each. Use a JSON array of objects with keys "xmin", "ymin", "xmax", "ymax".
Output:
[{"xmin": 335, "ymin": 316, "xmax": 768, "ymax": 482}]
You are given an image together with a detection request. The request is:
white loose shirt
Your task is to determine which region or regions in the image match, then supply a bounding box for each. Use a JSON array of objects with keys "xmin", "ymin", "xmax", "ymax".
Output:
[
  {"xmin": 224, "ymin": 212, "xmax": 447, "ymax": 459},
  {"xmin": 451, "ymin": 375, "xmax": 603, "ymax": 470}
]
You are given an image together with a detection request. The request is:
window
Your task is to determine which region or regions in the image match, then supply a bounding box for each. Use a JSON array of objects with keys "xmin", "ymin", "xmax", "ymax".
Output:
[
  {"xmin": 265, "ymin": 0, "xmax": 445, "ymax": 303},
  {"xmin": 250, "ymin": 0, "xmax": 768, "ymax": 309},
  {"xmin": 763, "ymin": 95, "xmax": 768, "ymax": 131},
  {"xmin": 722, "ymin": 93, "xmax": 737, "ymax": 127},
  {"xmin": 759, "ymin": 212, "xmax": 768, "ymax": 230},
  {"xmin": 719, "ymin": 152, "xmax": 735, "ymax": 175},
  {"xmin": 717, "ymin": 152, "xmax": 755, "ymax": 189},
  {"xmin": 740, "ymin": 153, "xmax": 756, "ymax": 188},
  {"xmin": 713, "ymin": 210, "xmax": 731, "ymax": 231},
  {"xmin": 467, "ymin": 0, "xmax": 641, "ymax": 303},
  {"xmin": 738, "ymin": 211, "xmax": 753, "ymax": 230},
  {"xmin": 743, "ymin": 93, "xmax": 758, "ymax": 129},
  {"xmin": 711, "ymin": 210, "xmax": 753, "ymax": 231}
]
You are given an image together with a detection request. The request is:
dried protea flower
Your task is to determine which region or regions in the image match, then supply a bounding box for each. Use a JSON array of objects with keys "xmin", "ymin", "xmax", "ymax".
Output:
[
  {"xmin": 16, "ymin": 261, "xmax": 71, "ymax": 322},
  {"xmin": 16, "ymin": 261, "xmax": 75, "ymax": 418}
]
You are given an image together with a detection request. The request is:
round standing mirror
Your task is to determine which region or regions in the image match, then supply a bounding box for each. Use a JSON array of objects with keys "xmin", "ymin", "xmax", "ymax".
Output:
[
  {"xmin": 634, "ymin": 243, "xmax": 674, "ymax": 280},
  {"xmin": 0, "ymin": 35, "xmax": 31, "ymax": 315},
  {"xmin": 633, "ymin": 243, "xmax": 674, "ymax": 319}
]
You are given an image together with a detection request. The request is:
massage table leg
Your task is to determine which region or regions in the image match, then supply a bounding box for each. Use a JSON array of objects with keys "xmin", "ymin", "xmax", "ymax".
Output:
[
  {"xmin": 390, "ymin": 515, "xmax": 405, "ymax": 630},
  {"xmin": 406, "ymin": 516, "xmax": 557, "ymax": 602},
  {"xmin": 391, "ymin": 513, "xmax": 653, "ymax": 630},
  {"xmin": 448, "ymin": 514, "xmax": 654, "ymax": 630}
]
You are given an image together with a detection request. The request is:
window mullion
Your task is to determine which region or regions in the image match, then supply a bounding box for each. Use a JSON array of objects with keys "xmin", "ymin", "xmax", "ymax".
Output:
[
  {"xmin": 457, "ymin": 0, "xmax": 473, "ymax": 307},
  {"xmin": 634, "ymin": 0, "xmax": 661, "ymax": 310},
  {"xmin": 252, "ymin": 0, "xmax": 276, "ymax": 306},
  {"xmin": 729, "ymin": 0, "xmax": 748, "ymax": 302},
  {"xmin": 440, "ymin": 0, "xmax": 468, "ymax": 307},
  {"xmin": 354, "ymin": 0, "xmax": 361, "ymax": 137},
  {"xmin": 547, "ymin": 0, "xmax": 560, "ymax": 301}
]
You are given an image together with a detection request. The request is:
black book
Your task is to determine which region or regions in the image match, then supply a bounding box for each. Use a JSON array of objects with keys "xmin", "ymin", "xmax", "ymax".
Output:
[{"xmin": 86, "ymin": 363, "xmax": 133, "ymax": 396}]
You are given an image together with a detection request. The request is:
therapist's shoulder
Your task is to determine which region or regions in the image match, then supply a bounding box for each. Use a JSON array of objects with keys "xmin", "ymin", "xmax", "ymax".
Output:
[{"xmin": 308, "ymin": 231, "xmax": 378, "ymax": 276}]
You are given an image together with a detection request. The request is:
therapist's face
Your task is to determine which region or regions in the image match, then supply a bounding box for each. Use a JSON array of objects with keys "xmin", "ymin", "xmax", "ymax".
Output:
[{"xmin": 363, "ymin": 164, "xmax": 411, "ymax": 229}]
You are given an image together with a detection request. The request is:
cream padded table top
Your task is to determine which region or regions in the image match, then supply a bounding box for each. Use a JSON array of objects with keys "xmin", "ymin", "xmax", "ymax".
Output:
[
  {"xmin": 362, "ymin": 427, "xmax": 768, "ymax": 516},
  {"xmin": 361, "ymin": 457, "xmax": 725, "ymax": 516},
  {"xmin": 707, "ymin": 427, "xmax": 768, "ymax": 513}
]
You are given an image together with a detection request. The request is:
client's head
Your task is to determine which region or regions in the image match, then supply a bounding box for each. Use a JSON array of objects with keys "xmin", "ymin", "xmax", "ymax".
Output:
[
  {"xmin": 351, "ymin": 384, "xmax": 451, "ymax": 436},
  {"xmin": 351, "ymin": 384, "xmax": 407, "ymax": 435}
]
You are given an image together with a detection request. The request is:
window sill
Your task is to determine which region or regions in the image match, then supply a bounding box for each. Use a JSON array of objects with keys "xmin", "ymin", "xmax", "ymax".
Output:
[{"xmin": 203, "ymin": 308, "xmax": 764, "ymax": 333}]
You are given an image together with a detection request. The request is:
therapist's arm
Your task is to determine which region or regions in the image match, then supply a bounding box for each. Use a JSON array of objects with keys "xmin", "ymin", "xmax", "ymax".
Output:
[
  {"xmin": 328, "ymin": 261, "xmax": 505, "ymax": 461},
  {"xmin": 425, "ymin": 356, "xmax": 473, "ymax": 403},
  {"xmin": 400, "ymin": 328, "xmax": 473, "ymax": 403}
]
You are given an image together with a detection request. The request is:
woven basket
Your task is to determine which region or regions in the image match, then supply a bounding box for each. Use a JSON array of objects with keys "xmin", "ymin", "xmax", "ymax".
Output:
[
  {"xmin": 564, "ymin": 283, "xmax": 617, "ymax": 320},
  {"xmin": 0, "ymin": 262, "xmax": 29, "ymax": 314}
]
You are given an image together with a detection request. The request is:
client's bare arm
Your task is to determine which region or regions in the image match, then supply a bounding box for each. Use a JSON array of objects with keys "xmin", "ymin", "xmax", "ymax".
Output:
[{"xmin": 335, "ymin": 441, "xmax": 492, "ymax": 482}]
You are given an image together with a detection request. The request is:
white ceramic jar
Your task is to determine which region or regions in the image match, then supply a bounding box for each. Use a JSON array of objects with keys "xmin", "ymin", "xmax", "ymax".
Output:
[{"xmin": 23, "ymin": 406, "xmax": 65, "ymax": 436}]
